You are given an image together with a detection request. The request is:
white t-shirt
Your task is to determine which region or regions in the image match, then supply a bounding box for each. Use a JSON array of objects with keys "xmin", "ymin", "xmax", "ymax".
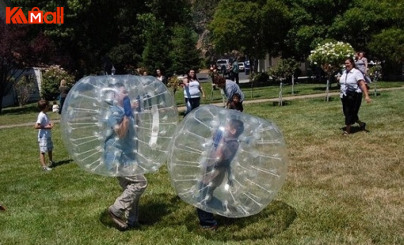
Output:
[
  {"xmin": 339, "ymin": 68, "xmax": 364, "ymax": 98},
  {"xmin": 36, "ymin": 111, "xmax": 52, "ymax": 139},
  {"xmin": 183, "ymin": 80, "xmax": 201, "ymax": 98}
]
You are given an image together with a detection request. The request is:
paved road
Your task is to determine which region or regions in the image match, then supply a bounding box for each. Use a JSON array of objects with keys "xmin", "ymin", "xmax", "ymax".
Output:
[
  {"xmin": 197, "ymin": 71, "xmax": 250, "ymax": 84},
  {"xmin": 1, "ymin": 86, "xmax": 402, "ymax": 129}
]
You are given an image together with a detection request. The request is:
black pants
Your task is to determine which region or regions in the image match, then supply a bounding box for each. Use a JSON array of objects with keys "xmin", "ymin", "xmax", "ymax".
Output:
[
  {"xmin": 184, "ymin": 97, "xmax": 200, "ymax": 116},
  {"xmin": 341, "ymin": 92, "xmax": 362, "ymax": 125},
  {"xmin": 231, "ymin": 72, "xmax": 239, "ymax": 84}
]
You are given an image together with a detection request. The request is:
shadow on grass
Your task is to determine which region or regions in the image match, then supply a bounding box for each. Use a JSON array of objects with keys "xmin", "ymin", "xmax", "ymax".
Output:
[
  {"xmin": 340, "ymin": 125, "xmax": 370, "ymax": 134},
  {"xmin": 99, "ymin": 193, "xmax": 177, "ymax": 230},
  {"xmin": 52, "ymin": 159, "xmax": 73, "ymax": 168},
  {"xmin": 186, "ymin": 200, "xmax": 297, "ymax": 241},
  {"xmin": 272, "ymin": 100, "xmax": 291, "ymax": 106},
  {"xmin": 312, "ymin": 84, "xmax": 340, "ymax": 92},
  {"xmin": 2, "ymin": 104, "xmax": 38, "ymax": 115}
]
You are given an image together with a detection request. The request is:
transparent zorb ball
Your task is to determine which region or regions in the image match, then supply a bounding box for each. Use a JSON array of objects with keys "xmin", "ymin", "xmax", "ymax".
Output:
[
  {"xmin": 61, "ymin": 75, "xmax": 178, "ymax": 176},
  {"xmin": 167, "ymin": 105, "xmax": 288, "ymax": 218}
]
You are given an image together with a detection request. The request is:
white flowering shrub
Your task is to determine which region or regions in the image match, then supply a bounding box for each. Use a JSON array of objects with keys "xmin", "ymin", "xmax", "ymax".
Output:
[{"xmin": 308, "ymin": 41, "xmax": 355, "ymax": 74}]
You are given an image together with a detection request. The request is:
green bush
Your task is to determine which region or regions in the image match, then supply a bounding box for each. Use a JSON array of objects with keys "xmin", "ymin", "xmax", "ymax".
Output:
[
  {"xmin": 268, "ymin": 58, "xmax": 300, "ymax": 84},
  {"xmin": 251, "ymin": 72, "xmax": 269, "ymax": 84},
  {"xmin": 41, "ymin": 65, "xmax": 75, "ymax": 100}
]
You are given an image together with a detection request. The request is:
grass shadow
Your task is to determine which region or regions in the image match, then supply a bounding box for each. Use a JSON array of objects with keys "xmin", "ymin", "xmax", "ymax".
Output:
[
  {"xmin": 185, "ymin": 200, "xmax": 297, "ymax": 241},
  {"xmin": 51, "ymin": 159, "xmax": 73, "ymax": 168},
  {"xmin": 340, "ymin": 126, "xmax": 370, "ymax": 134},
  {"xmin": 2, "ymin": 104, "xmax": 38, "ymax": 115},
  {"xmin": 99, "ymin": 193, "xmax": 176, "ymax": 230},
  {"xmin": 272, "ymin": 100, "xmax": 291, "ymax": 106}
]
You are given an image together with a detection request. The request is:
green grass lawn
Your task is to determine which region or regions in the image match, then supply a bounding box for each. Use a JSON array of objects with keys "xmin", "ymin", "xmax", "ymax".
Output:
[{"xmin": 0, "ymin": 86, "xmax": 403, "ymax": 244}]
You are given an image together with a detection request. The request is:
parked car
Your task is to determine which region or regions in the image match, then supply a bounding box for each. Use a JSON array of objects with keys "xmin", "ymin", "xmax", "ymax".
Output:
[
  {"xmin": 244, "ymin": 60, "xmax": 251, "ymax": 75},
  {"xmin": 238, "ymin": 62, "xmax": 245, "ymax": 72},
  {"xmin": 216, "ymin": 59, "xmax": 231, "ymax": 76}
]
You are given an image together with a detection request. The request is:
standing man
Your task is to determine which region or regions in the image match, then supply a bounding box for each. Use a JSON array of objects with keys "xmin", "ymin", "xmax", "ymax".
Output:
[{"xmin": 231, "ymin": 58, "xmax": 239, "ymax": 84}]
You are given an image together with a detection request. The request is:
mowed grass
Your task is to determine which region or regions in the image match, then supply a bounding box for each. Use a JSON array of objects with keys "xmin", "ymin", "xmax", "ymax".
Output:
[{"xmin": 0, "ymin": 87, "xmax": 403, "ymax": 244}]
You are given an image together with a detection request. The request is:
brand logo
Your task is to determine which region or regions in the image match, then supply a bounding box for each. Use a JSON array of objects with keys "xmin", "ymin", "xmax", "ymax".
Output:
[{"xmin": 6, "ymin": 7, "xmax": 64, "ymax": 24}]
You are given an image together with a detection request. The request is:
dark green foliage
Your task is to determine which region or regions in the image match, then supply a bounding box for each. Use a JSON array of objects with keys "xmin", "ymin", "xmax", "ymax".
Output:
[{"xmin": 168, "ymin": 25, "xmax": 202, "ymax": 75}]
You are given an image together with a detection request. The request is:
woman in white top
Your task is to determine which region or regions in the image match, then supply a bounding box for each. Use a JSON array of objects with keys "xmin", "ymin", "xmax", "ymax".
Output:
[
  {"xmin": 339, "ymin": 57, "xmax": 371, "ymax": 135},
  {"xmin": 182, "ymin": 69, "xmax": 205, "ymax": 116}
]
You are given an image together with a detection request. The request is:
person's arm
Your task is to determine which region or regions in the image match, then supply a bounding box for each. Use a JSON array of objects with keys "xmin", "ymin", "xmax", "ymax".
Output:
[
  {"xmin": 34, "ymin": 122, "xmax": 53, "ymax": 129},
  {"xmin": 199, "ymin": 85, "xmax": 205, "ymax": 98},
  {"xmin": 364, "ymin": 58, "xmax": 368, "ymax": 75},
  {"xmin": 34, "ymin": 115, "xmax": 53, "ymax": 129},
  {"xmin": 358, "ymin": 80, "xmax": 371, "ymax": 103},
  {"xmin": 114, "ymin": 116, "xmax": 130, "ymax": 138}
]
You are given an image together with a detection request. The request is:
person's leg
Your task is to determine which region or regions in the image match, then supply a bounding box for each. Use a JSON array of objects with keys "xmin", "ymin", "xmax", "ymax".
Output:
[
  {"xmin": 109, "ymin": 175, "xmax": 147, "ymax": 229},
  {"xmin": 184, "ymin": 98, "xmax": 191, "ymax": 116},
  {"xmin": 39, "ymin": 138, "xmax": 52, "ymax": 170},
  {"xmin": 192, "ymin": 97, "xmax": 200, "ymax": 110},
  {"xmin": 59, "ymin": 98, "xmax": 64, "ymax": 114},
  {"xmin": 238, "ymin": 101, "xmax": 243, "ymax": 112},
  {"xmin": 126, "ymin": 175, "xmax": 148, "ymax": 227},
  {"xmin": 47, "ymin": 151, "xmax": 55, "ymax": 167},
  {"xmin": 235, "ymin": 73, "xmax": 239, "ymax": 84},
  {"xmin": 40, "ymin": 152, "xmax": 47, "ymax": 167},
  {"xmin": 353, "ymin": 93, "xmax": 366, "ymax": 129},
  {"xmin": 341, "ymin": 95, "xmax": 355, "ymax": 134},
  {"xmin": 196, "ymin": 208, "xmax": 217, "ymax": 229}
]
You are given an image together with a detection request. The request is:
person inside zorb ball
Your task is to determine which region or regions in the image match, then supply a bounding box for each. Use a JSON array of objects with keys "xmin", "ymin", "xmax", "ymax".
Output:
[
  {"xmin": 61, "ymin": 75, "xmax": 178, "ymax": 177},
  {"xmin": 167, "ymin": 105, "xmax": 288, "ymax": 220}
]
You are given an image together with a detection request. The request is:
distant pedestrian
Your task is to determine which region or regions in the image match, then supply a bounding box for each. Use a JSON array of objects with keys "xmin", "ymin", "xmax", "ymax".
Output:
[
  {"xmin": 355, "ymin": 51, "xmax": 372, "ymax": 85},
  {"xmin": 59, "ymin": 79, "xmax": 69, "ymax": 114},
  {"xmin": 155, "ymin": 69, "xmax": 167, "ymax": 85},
  {"xmin": 52, "ymin": 101, "xmax": 60, "ymax": 113},
  {"xmin": 231, "ymin": 58, "xmax": 239, "ymax": 84},
  {"xmin": 182, "ymin": 69, "xmax": 205, "ymax": 116}
]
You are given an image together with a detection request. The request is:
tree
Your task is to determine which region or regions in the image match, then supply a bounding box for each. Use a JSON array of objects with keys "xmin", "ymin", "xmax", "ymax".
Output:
[
  {"xmin": 308, "ymin": 41, "xmax": 355, "ymax": 101},
  {"xmin": 209, "ymin": 0, "xmax": 289, "ymax": 70},
  {"xmin": 0, "ymin": 21, "xmax": 27, "ymax": 112},
  {"xmin": 168, "ymin": 25, "xmax": 202, "ymax": 75},
  {"xmin": 267, "ymin": 58, "xmax": 300, "ymax": 83},
  {"xmin": 140, "ymin": 14, "xmax": 170, "ymax": 76},
  {"xmin": 209, "ymin": 0, "xmax": 263, "ymax": 59},
  {"xmin": 282, "ymin": 0, "xmax": 352, "ymax": 60},
  {"xmin": 369, "ymin": 28, "xmax": 404, "ymax": 64},
  {"xmin": 0, "ymin": 20, "xmax": 56, "ymax": 112}
]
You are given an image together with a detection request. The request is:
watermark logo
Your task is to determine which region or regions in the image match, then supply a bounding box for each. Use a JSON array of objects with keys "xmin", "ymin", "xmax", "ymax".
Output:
[{"xmin": 6, "ymin": 7, "xmax": 64, "ymax": 24}]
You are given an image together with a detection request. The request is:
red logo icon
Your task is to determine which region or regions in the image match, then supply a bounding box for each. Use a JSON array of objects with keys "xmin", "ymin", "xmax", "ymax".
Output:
[{"xmin": 6, "ymin": 7, "xmax": 64, "ymax": 24}]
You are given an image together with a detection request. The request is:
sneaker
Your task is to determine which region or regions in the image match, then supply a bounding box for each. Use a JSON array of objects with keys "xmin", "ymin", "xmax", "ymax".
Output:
[
  {"xmin": 48, "ymin": 161, "xmax": 56, "ymax": 168},
  {"xmin": 201, "ymin": 225, "xmax": 218, "ymax": 231},
  {"xmin": 0, "ymin": 205, "xmax": 5, "ymax": 211},
  {"xmin": 360, "ymin": 122, "xmax": 367, "ymax": 131},
  {"xmin": 42, "ymin": 166, "xmax": 52, "ymax": 171},
  {"xmin": 108, "ymin": 206, "xmax": 128, "ymax": 230}
]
